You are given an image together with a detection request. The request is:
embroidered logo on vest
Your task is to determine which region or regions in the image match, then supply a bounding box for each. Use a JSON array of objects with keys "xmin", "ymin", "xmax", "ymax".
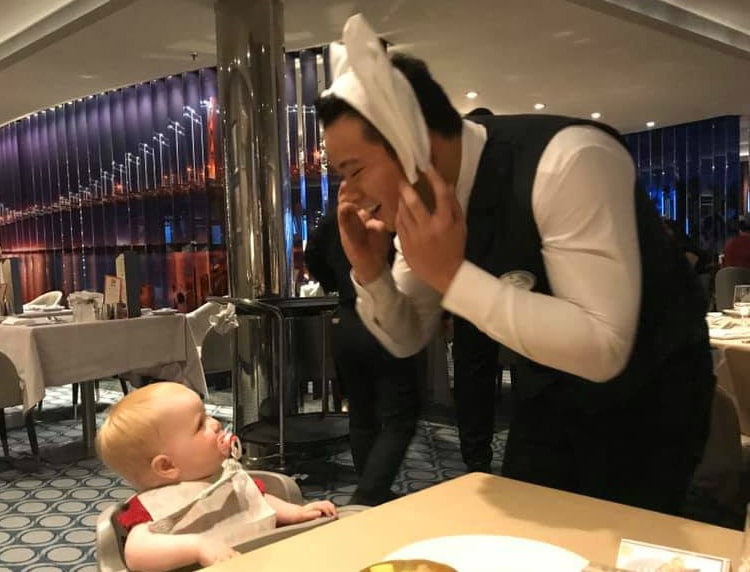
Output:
[{"xmin": 499, "ymin": 270, "xmax": 536, "ymax": 290}]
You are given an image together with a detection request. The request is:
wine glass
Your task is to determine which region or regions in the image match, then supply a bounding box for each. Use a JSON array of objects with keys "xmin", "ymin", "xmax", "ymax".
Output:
[{"xmin": 734, "ymin": 285, "xmax": 750, "ymax": 327}]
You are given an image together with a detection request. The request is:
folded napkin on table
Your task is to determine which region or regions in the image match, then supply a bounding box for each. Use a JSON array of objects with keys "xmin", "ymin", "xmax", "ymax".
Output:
[
  {"xmin": 3, "ymin": 316, "xmax": 39, "ymax": 326},
  {"xmin": 300, "ymin": 282, "xmax": 325, "ymax": 298}
]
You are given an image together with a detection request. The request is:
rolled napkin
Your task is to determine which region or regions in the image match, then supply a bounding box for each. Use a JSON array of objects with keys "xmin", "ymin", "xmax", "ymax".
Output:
[
  {"xmin": 208, "ymin": 302, "xmax": 239, "ymax": 335},
  {"xmin": 322, "ymin": 13, "xmax": 430, "ymax": 184}
]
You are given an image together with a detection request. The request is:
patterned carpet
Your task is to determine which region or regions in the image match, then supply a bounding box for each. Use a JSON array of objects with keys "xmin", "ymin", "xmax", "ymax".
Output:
[
  {"xmin": 0, "ymin": 381, "xmax": 742, "ymax": 571},
  {"xmin": 0, "ymin": 385, "xmax": 506, "ymax": 571}
]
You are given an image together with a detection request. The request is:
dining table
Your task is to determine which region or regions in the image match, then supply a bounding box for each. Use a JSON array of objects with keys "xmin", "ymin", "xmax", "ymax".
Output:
[
  {"xmin": 708, "ymin": 311, "xmax": 750, "ymax": 434},
  {"xmin": 201, "ymin": 472, "xmax": 742, "ymax": 572},
  {"xmin": 0, "ymin": 313, "xmax": 207, "ymax": 454}
]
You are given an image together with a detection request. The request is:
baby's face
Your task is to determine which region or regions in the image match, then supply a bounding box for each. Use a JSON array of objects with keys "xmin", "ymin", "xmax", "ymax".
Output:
[{"xmin": 160, "ymin": 388, "xmax": 228, "ymax": 481}]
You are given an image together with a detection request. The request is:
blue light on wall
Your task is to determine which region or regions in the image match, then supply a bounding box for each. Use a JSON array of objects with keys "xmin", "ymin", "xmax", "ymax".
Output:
[{"xmin": 624, "ymin": 116, "xmax": 741, "ymax": 254}]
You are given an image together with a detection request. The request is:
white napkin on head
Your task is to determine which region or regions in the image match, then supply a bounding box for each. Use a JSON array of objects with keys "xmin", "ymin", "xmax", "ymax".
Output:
[{"xmin": 322, "ymin": 13, "xmax": 430, "ymax": 184}]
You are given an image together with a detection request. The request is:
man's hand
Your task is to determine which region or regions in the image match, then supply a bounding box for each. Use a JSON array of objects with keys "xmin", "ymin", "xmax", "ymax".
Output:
[
  {"xmin": 337, "ymin": 181, "xmax": 392, "ymax": 284},
  {"xmin": 396, "ymin": 166, "xmax": 466, "ymax": 294},
  {"xmin": 196, "ymin": 539, "xmax": 239, "ymax": 566}
]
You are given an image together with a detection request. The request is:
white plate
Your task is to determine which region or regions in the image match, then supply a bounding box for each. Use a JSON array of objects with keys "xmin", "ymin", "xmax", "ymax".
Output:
[
  {"xmin": 150, "ymin": 308, "xmax": 178, "ymax": 316},
  {"xmin": 384, "ymin": 535, "xmax": 588, "ymax": 572}
]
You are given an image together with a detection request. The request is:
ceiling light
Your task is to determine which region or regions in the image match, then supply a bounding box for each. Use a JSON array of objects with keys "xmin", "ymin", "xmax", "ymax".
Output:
[
  {"xmin": 534, "ymin": 103, "xmax": 546, "ymax": 110},
  {"xmin": 591, "ymin": 112, "xmax": 601, "ymax": 119},
  {"xmin": 466, "ymin": 91, "xmax": 478, "ymax": 99},
  {"xmin": 646, "ymin": 121, "xmax": 656, "ymax": 128}
]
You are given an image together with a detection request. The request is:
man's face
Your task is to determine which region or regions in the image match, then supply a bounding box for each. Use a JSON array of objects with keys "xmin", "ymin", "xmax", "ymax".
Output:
[{"xmin": 324, "ymin": 114, "xmax": 406, "ymax": 230}]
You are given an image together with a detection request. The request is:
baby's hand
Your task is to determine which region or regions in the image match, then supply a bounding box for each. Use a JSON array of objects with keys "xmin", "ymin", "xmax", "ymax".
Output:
[
  {"xmin": 197, "ymin": 539, "xmax": 239, "ymax": 566},
  {"xmin": 294, "ymin": 500, "xmax": 337, "ymax": 522}
]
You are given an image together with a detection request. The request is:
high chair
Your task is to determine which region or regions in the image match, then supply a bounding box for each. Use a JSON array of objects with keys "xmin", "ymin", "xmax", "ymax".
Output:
[{"xmin": 96, "ymin": 469, "xmax": 367, "ymax": 572}]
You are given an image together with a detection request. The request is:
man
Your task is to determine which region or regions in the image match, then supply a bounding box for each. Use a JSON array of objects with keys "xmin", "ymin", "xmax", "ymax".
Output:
[
  {"xmin": 723, "ymin": 213, "xmax": 750, "ymax": 268},
  {"xmin": 316, "ymin": 15, "xmax": 714, "ymax": 514},
  {"xmin": 305, "ymin": 211, "xmax": 425, "ymax": 505}
]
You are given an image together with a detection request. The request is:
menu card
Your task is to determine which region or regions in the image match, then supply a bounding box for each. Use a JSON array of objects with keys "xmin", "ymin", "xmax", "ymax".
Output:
[
  {"xmin": 617, "ymin": 539, "xmax": 729, "ymax": 572},
  {"xmin": 103, "ymin": 275, "xmax": 123, "ymax": 309}
]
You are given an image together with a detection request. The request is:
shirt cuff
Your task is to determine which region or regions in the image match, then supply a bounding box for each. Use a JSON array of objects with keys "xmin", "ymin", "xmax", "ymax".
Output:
[
  {"xmin": 351, "ymin": 268, "xmax": 396, "ymax": 306},
  {"xmin": 442, "ymin": 261, "xmax": 501, "ymax": 324}
]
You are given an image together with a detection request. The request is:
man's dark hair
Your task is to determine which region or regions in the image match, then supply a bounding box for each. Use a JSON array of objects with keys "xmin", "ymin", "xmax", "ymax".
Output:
[
  {"xmin": 465, "ymin": 107, "xmax": 493, "ymax": 117},
  {"xmin": 315, "ymin": 52, "xmax": 462, "ymax": 140},
  {"xmin": 389, "ymin": 53, "xmax": 462, "ymax": 137}
]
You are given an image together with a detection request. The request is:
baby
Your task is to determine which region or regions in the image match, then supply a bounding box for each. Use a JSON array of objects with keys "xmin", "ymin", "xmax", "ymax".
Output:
[{"xmin": 96, "ymin": 382, "xmax": 336, "ymax": 571}]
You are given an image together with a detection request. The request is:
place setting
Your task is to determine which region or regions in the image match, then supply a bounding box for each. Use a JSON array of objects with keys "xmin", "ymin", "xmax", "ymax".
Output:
[
  {"xmin": 359, "ymin": 535, "xmax": 729, "ymax": 572},
  {"xmin": 708, "ymin": 285, "xmax": 750, "ymax": 341}
]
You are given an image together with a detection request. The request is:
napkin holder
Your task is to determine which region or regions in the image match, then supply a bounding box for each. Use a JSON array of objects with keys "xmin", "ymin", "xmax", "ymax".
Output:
[{"xmin": 69, "ymin": 291, "xmax": 103, "ymax": 323}]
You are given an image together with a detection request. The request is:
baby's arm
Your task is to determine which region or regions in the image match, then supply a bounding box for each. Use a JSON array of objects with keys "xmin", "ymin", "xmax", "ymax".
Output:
[
  {"xmin": 124, "ymin": 523, "xmax": 238, "ymax": 572},
  {"xmin": 264, "ymin": 494, "xmax": 337, "ymax": 525}
]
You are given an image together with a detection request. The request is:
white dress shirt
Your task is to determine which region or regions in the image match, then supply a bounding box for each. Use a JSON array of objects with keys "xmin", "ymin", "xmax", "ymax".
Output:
[{"xmin": 354, "ymin": 119, "xmax": 640, "ymax": 383}]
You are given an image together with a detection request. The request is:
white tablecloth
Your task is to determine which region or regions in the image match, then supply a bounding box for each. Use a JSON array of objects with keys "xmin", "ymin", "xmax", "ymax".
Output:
[{"xmin": 0, "ymin": 315, "xmax": 207, "ymax": 411}]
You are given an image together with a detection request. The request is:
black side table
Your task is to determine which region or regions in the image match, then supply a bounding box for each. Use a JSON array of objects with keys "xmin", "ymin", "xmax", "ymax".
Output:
[{"xmin": 210, "ymin": 296, "xmax": 348, "ymax": 472}]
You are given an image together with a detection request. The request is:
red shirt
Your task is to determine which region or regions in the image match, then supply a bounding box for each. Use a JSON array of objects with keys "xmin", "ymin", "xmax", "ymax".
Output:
[{"xmin": 724, "ymin": 233, "xmax": 750, "ymax": 269}]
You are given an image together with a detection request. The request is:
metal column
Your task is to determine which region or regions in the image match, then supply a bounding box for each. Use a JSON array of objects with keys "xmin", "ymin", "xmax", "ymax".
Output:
[{"xmin": 215, "ymin": 0, "xmax": 292, "ymax": 467}]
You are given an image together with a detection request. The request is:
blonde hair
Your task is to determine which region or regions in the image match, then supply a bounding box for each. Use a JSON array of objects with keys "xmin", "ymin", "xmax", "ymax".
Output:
[{"xmin": 96, "ymin": 382, "xmax": 192, "ymax": 490}]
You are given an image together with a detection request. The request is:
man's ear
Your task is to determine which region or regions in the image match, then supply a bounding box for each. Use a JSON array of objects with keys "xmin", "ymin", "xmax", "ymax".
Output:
[{"xmin": 151, "ymin": 454, "xmax": 180, "ymax": 481}]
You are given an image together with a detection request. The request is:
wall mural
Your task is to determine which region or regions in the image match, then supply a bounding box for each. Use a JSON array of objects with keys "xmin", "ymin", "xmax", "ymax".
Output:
[
  {"xmin": 0, "ymin": 68, "xmax": 226, "ymax": 310},
  {"xmin": 624, "ymin": 115, "xmax": 741, "ymax": 257},
  {"xmin": 0, "ymin": 54, "xmax": 740, "ymax": 308},
  {"xmin": 0, "ymin": 50, "xmax": 336, "ymax": 308}
]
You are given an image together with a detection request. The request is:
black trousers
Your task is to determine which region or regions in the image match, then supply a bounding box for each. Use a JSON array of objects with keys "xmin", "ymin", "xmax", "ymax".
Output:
[
  {"xmin": 452, "ymin": 317, "xmax": 500, "ymax": 471},
  {"xmin": 331, "ymin": 304, "xmax": 424, "ymax": 505},
  {"xmin": 501, "ymin": 343, "xmax": 715, "ymax": 515}
]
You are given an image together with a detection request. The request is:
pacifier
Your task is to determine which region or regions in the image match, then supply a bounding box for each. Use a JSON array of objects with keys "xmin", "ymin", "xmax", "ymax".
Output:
[{"xmin": 218, "ymin": 424, "xmax": 242, "ymax": 460}]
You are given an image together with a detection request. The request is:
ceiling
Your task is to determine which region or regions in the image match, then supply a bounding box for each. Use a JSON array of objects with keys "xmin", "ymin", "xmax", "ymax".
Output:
[{"xmin": 0, "ymin": 0, "xmax": 749, "ymax": 135}]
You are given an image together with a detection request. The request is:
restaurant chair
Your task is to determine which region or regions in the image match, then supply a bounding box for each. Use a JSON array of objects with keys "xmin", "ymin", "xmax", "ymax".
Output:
[
  {"xmin": 188, "ymin": 301, "xmax": 234, "ymax": 387},
  {"xmin": 95, "ymin": 470, "xmax": 368, "ymax": 572},
  {"xmin": 692, "ymin": 384, "xmax": 743, "ymax": 506},
  {"xmin": 22, "ymin": 290, "xmax": 63, "ymax": 311},
  {"xmin": 0, "ymin": 352, "xmax": 39, "ymax": 459},
  {"xmin": 201, "ymin": 327, "xmax": 233, "ymax": 377},
  {"xmin": 714, "ymin": 267, "xmax": 750, "ymax": 311}
]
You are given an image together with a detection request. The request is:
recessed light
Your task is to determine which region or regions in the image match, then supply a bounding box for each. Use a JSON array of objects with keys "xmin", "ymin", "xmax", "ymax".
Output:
[
  {"xmin": 591, "ymin": 112, "xmax": 601, "ymax": 119},
  {"xmin": 534, "ymin": 103, "xmax": 546, "ymax": 110},
  {"xmin": 646, "ymin": 121, "xmax": 656, "ymax": 128},
  {"xmin": 466, "ymin": 91, "xmax": 479, "ymax": 99}
]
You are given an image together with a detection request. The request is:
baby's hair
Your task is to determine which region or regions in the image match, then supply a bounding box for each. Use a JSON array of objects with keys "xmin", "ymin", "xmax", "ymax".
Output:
[{"xmin": 96, "ymin": 382, "xmax": 192, "ymax": 490}]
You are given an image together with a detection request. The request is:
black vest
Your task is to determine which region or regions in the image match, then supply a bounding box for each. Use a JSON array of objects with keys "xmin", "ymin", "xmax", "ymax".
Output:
[{"xmin": 464, "ymin": 114, "xmax": 710, "ymax": 411}]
